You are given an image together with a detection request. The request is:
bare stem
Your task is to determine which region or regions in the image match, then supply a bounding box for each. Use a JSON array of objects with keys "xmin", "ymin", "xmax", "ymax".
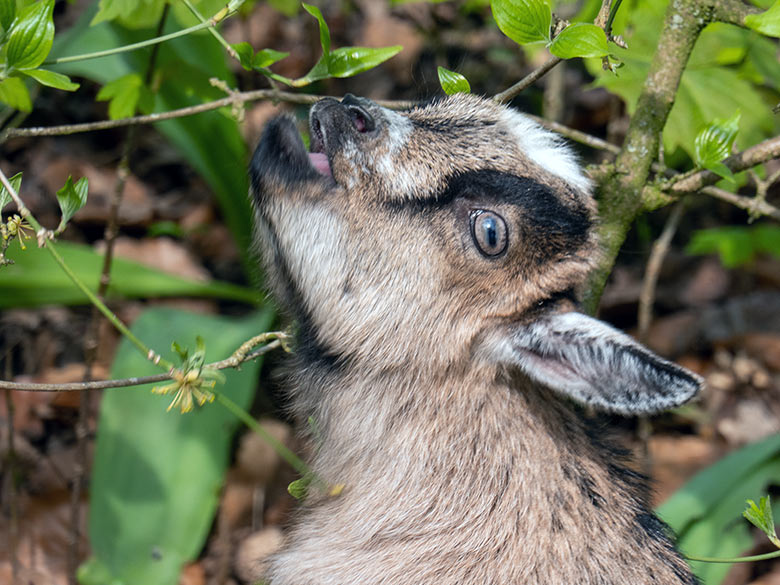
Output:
[
  {"xmin": 638, "ymin": 201, "xmax": 685, "ymax": 342},
  {"xmin": 493, "ymin": 56, "xmax": 563, "ymax": 104},
  {"xmin": 700, "ymin": 185, "xmax": 780, "ymax": 221},
  {"xmin": 0, "ymin": 334, "xmax": 288, "ymax": 392},
  {"xmin": 667, "ymin": 135, "xmax": 780, "ymax": 194}
]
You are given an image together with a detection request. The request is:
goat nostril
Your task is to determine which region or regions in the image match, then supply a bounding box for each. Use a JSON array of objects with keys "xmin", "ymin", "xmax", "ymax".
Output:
[{"xmin": 347, "ymin": 105, "xmax": 375, "ymax": 133}]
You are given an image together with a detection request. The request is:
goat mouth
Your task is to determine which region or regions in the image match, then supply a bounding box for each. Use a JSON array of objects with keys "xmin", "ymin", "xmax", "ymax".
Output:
[{"xmin": 308, "ymin": 115, "xmax": 332, "ymax": 177}]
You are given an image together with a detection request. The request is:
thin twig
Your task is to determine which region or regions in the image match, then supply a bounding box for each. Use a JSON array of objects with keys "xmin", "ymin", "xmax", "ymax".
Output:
[
  {"xmin": 493, "ymin": 56, "xmax": 563, "ymax": 104},
  {"xmin": 527, "ymin": 114, "xmax": 621, "ymax": 155},
  {"xmin": 700, "ymin": 185, "xmax": 780, "ymax": 221},
  {"xmin": 0, "ymin": 337, "xmax": 285, "ymax": 392},
  {"xmin": 0, "ymin": 90, "xmax": 415, "ymax": 141},
  {"xmin": 667, "ymin": 135, "xmax": 780, "ymax": 193},
  {"xmin": 638, "ymin": 201, "xmax": 685, "ymax": 342}
]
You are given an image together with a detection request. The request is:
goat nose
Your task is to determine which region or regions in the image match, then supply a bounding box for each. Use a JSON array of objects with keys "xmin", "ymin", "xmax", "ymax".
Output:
[{"xmin": 341, "ymin": 95, "xmax": 375, "ymax": 133}]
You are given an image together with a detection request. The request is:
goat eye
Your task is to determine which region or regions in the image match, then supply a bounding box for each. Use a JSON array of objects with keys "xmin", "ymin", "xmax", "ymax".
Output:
[{"xmin": 470, "ymin": 210, "xmax": 508, "ymax": 257}]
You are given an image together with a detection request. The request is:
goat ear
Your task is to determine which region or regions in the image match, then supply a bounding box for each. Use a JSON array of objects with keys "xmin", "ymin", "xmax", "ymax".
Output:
[{"xmin": 500, "ymin": 311, "xmax": 702, "ymax": 415}]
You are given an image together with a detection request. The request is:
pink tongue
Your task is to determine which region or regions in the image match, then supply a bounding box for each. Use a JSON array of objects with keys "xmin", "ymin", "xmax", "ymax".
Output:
[{"xmin": 309, "ymin": 152, "xmax": 332, "ymax": 177}]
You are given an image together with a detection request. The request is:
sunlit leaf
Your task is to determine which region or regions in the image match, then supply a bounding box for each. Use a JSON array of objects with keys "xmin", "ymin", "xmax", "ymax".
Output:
[
  {"xmin": 21, "ymin": 68, "xmax": 80, "ymax": 91},
  {"xmin": 491, "ymin": 0, "xmax": 551, "ymax": 45},
  {"xmin": 302, "ymin": 3, "xmax": 331, "ymax": 57},
  {"xmin": 0, "ymin": 76, "xmax": 32, "ymax": 112},
  {"xmin": 549, "ymin": 23, "xmax": 608, "ymax": 59},
  {"xmin": 693, "ymin": 111, "xmax": 740, "ymax": 180},
  {"xmin": 253, "ymin": 48, "xmax": 289, "ymax": 69},
  {"xmin": 745, "ymin": 1, "xmax": 780, "ymax": 38},
  {"xmin": 327, "ymin": 46, "xmax": 403, "ymax": 78},
  {"xmin": 437, "ymin": 66, "xmax": 471, "ymax": 94},
  {"xmin": 5, "ymin": 0, "xmax": 55, "ymax": 70}
]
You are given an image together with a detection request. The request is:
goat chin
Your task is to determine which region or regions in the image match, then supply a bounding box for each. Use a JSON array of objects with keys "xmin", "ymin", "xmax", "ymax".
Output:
[{"xmin": 249, "ymin": 93, "xmax": 702, "ymax": 585}]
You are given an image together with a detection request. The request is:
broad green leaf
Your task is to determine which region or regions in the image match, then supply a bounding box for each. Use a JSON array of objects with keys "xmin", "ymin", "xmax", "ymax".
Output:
[
  {"xmin": 5, "ymin": 0, "xmax": 55, "ymax": 70},
  {"xmin": 302, "ymin": 3, "xmax": 331, "ymax": 57},
  {"xmin": 702, "ymin": 161, "xmax": 735, "ymax": 183},
  {"xmin": 1, "ymin": 241, "xmax": 262, "ymax": 308},
  {"xmin": 21, "ymin": 68, "xmax": 80, "ymax": 91},
  {"xmin": 437, "ymin": 66, "xmax": 471, "ymax": 95},
  {"xmin": 549, "ymin": 23, "xmax": 608, "ymax": 59},
  {"xmin": 745, "ymin": 1, "xmax": 780, "ymax": 38},
  {"xmin": 96, "ymin": 73, "xmax": 144, "ymax": 119},
  {"xmin": 85, "ymin": 307, "xmax": 274, "ymax": 585},
  {"xmin": 253, "ymin": 48, "xmax": 289, "ymax": 69},
  {"xmin": 55, "ymin": 176, "xmax": 89, "ymax": 230},
  {"xmin": 491, "ymin": 0, "xmax": 551, "ymax": 45},
  {"xmin": 694, "ymin": 111, "xmax": 741, "ymax": 169},
  {"xmin": 0, "ymin": 0, "xmax": 15, "ymax": 33},
  {"xmin": 0, "ymin": 76, "xmax": 31, "ymax": 112},
  {"xmin": 0, "ymin": 172, "xmax": 22, "ymax": 211},
  {"xmin": 327, "ymin": 46, "xmax": 403, "ymax": 78}
]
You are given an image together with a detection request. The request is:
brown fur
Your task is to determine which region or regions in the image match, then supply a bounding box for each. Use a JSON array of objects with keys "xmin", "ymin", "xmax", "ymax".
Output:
[{"xmin": 250, "ymin": 94, "xmax": 700, "ymax": 585}]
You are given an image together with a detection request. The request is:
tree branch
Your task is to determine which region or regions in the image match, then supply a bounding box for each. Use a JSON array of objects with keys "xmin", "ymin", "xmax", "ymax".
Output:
[
  {"xmin": 700, "ymin": 185, "xmax": 780, "ymax": 221},
  {"xmin": 493, "ymin": 56, "xmax": 563, "ymax": 104},
  {"xmin": 667, "ymin": 135, "xmax": 780, "ymax": 194},
  {"xmin": 583, "ymin": 0, "xmax": 714, "ymax": 313},
  {"xmin": 0, "ymin": 90, "xmax": 415, "ymax": 140},
  {"xmin": 711, "ymin": 0, "xmax": 762, "ymax": 27},
  {"xmin": 0, "ymin": 337, "xmax": 285, "ymax": 392}
]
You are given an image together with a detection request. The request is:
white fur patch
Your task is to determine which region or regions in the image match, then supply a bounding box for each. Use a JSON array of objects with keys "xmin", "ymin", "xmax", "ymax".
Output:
[{"xmin": 499, "ymin": 109, "xmax": 591, "ymax": 193}]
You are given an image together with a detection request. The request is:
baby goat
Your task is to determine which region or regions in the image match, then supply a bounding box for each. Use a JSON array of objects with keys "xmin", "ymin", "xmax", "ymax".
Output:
[{"xmin": 250, "ymin": 94, "xmax": 702, "ymax": 585}]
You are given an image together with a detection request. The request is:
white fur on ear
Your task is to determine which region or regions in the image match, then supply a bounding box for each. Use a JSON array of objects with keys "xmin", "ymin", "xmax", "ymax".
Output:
[{"xmin": 492, "ymin": 312, "xmax": 702, "ymax": 415}]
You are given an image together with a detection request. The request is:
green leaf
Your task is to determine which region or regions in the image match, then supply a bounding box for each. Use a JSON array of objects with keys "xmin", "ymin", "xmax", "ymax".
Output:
[
  {"xmin": 0, "ymin": 241, "xmax": 262, "ymax": 308},
  {"xmin": 744, "ymin": 495, "xmax": 780, "ymax": 547},
  {"xmin": 327, "ymin": 46, "xmax": 403, "ymax": 78},
  {"xmin": 491, "ymin": 0, "xmax": 551, "ymax": 45},
  {"xmin": 232, "ymin": 41, "xmax": 255, "ymax": 71},
  {"xmin": 0, "ymin": 172, "xmax": 22, "ymax": 211},
  {"xmin": 233, "ymin": 44, "xmax": 289, "ymax": 72},
  {"xmin": 20, "ymin": 68, "xmax": 80, "ymax": 91},
  {"xmin": 754, "ymin": 225, "xmax": 780, "ymax": 257},
  {"xmin": 702, "ymin": 161, "xmax": 735, "ymax": 183},
  {"xmin": 55, "ymin": 176, "xmax": 89, "ymax": 230},
  {"xmin": 0, "ymin": 0, "xmax": 16, "ymax": 34},
  {"xmin": 268, "ymin": 0, "xmax": 300, "ymax": 16},
  {"xmin": 549, "ymin": 23, "xmax": 609, "ymax": 59},
  {"xmin": 745, "ymin": 1, "xmax": 780, "ymax": 38},
  {"xmin": 694, "ymin": 111, "xmax": 741, "ymax": 169},
  {"xmin": 5, "ymin": 0, "xmax": 55, "ymax": 70},
  {"xmin": 437, "ymin": 66, "xmax": 471, "ymax": 95},
  {"xmin": 85, "ymin": 307, "xmax": 274, "ymax": 585},
  {"xmin": 0, "ymin": 76, "xmax": 32, "ymax": 112},
  {"xmin": 253, "ymin": 48, "xmax": 289, "ymax": 69},
  {"xmin": 302, "ymin": 3, "xmax": 331, "ymax": 56},
  {"xmin": 96, "ymin": 73, "xmax": 145, "ymax": 119}
]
